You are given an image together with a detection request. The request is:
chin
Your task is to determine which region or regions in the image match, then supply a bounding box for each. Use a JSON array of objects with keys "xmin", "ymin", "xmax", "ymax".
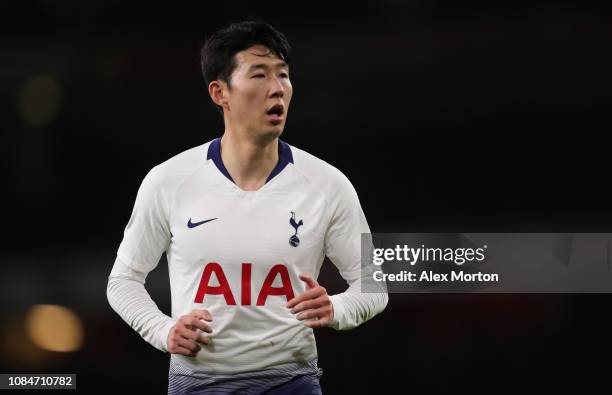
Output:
[
  {"xmin": 249, "ymin": 121, "xmax": 285, "ymax": 144},
  {"xmin": 263, "ymin": 125, "xmax": 285, "ymax": 139}
]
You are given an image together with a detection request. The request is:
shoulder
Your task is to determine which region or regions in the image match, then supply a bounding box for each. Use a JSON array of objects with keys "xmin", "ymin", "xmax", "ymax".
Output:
[
  {"xmin": 289, "ymin": 144, "xmax": 358, "ymax": 199},
  {"xmin": 139, "ymin": 141, "xmax": 211, "ymax": 194}
]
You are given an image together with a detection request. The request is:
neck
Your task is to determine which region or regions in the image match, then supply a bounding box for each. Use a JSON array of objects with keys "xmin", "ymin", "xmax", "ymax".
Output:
[{"xmin": 220, "ymin": 130, "xmax": 279, "ymax": 191}]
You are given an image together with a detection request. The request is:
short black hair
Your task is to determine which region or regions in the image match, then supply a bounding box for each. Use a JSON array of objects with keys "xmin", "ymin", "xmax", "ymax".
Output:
[{"xmin": 201, "ymin": 19, "xmax": 291, "ymax": 112}]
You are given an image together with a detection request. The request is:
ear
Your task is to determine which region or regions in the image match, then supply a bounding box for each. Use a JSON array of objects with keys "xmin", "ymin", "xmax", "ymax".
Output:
[{"xmin": 208, "ymin": 80, "xmax": 229, "ymax": 110}]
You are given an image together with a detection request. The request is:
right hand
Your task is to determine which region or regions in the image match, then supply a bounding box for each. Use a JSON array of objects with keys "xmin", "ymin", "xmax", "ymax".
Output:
[{"xmin": 167, "ymin": 309, "xmax": 213, "ymax": 356}]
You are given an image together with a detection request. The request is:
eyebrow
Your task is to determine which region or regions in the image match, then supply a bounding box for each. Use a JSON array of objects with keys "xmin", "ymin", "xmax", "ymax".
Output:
[{"xmin": 247, "ymin": 62, "xmax": 289, "ymax": 73}]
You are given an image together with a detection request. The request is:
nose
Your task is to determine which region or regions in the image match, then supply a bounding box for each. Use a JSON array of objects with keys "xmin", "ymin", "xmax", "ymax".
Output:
[{"xmin": 269, "ymin": 76, "xmax": 284, "ymax": 99}]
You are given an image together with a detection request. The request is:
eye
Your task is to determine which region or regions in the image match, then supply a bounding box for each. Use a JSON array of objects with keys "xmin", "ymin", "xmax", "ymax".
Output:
[
  {"xmin": 280, "ymin": 72, "xmax": 289, "ymax": 78},
  {"xmin": 252, "ymin": 74, "xmax": 265, "ymax": 79}
]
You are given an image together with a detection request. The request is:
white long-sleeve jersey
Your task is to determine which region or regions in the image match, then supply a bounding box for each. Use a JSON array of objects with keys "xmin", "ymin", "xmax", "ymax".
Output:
[{"xmin": 107, "ymin": 138, "xmax": 387, "ymax": 375}]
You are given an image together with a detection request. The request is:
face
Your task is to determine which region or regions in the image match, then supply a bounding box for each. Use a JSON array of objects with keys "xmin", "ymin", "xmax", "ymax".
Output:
[{"xmin": 214, "ymin": 45, "xmax": 293, "ymax": 140}]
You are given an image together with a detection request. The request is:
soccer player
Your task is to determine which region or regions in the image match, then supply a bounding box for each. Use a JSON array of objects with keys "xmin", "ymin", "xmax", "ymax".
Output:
[{"xmin": 107, "ymin": 19, "xmax": 388, "ymax": 394}]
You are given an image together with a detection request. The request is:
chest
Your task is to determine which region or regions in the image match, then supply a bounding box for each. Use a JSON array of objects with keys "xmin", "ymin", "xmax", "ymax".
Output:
[{"xmin": 169, "ymin": 186, "xmax": 329, "ymax": 267}]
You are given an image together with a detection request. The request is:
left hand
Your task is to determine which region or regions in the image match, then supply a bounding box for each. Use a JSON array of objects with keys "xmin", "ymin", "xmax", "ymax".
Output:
[{"xmin": 287, "ymin": 274, "xmax": 334, "ymax": 328}]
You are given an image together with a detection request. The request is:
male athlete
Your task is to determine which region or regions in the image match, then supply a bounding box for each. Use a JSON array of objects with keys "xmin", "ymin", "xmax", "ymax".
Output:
[{"xmin": 107, "ymin": 20, "xmax": 387, "ymax": 394}]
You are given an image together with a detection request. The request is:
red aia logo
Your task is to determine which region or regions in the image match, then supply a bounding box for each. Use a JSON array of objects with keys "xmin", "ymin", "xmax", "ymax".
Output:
[{"xmin": 194, "ymin": 263, "xmax": 294, "ymax": 306}]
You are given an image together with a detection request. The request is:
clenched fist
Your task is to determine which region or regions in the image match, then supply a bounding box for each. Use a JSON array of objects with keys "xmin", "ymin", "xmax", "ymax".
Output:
[{"xmin": 167, "ymin": 309, "xmax": 213, "ymax": 356}]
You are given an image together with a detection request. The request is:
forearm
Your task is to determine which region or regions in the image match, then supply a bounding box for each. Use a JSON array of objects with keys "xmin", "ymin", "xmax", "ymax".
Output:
[{"xmin": 106, "ymin": 259, "xmax": 176, "ymax": 352}]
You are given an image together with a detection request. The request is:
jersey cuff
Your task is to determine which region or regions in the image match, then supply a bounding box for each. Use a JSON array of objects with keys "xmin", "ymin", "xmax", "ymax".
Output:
[
  {"xmin": 157, "ymin": 319, "xmax": 177, "ymax": 353},
  {"xmin": 328, "ymin": 294, "xmax": 347, "ymax": 330}
]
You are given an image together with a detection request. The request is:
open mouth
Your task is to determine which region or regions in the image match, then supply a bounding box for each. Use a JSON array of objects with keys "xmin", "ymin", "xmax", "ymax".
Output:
[{"xmin": 266, "ymin": 104, "xmax": 285, "ymax": 124}]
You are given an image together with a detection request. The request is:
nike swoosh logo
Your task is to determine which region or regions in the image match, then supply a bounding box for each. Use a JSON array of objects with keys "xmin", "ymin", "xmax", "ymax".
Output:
[{"xmin": 187, "ymin": 217, "xmax": 218, "ymax": 228}]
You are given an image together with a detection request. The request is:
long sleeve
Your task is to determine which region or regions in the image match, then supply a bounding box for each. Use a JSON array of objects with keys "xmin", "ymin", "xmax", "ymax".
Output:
[
  {"xmin": 324, "ymin": 172, "xmax": 388, "ymax": 330},
  {"xmin": 107, "ymin": 258, "xmax": 176, "ymax": 352},
  {"xmin": 107, "ymin": 166, "xmax": 176, "ymax": 351}
]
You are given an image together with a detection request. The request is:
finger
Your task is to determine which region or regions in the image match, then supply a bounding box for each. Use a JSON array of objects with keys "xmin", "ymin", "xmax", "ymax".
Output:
[
  {"xmin": 172, "ymin": 345, "xmax": 197, "ymax": 357},
  {"xmin": 296, "ymin": 309, "xmax": 317, "ymax": 321},
  {"xmin": 178, "ymin": 326, "xmax": 202, "ymax": 343},
  {"xmin": 179, "ymin": 327, "xmax": 210, "ymax": 346},
  {"xmin": 286, "ymin": 287, "xmax": 324, "ymax": 308},
  {"xmin": 297, "ymin": 307, "xmax": 330, "ymax": 321},
  {"xmin": 290, "ymin": 299, "xmax": 320, "ymax": 314},
  {"xmin": 176, "ymin": 337, "xmax": 201, "ymax": 353},
  {"xmin": 196, "ymin": 334, "xmax": 210, "ymax": 346},
  {"xmin": 180, "ymin": 316, "xmax": 213, "ymax": 333},
  {"xmin": 286, "ymin": 288, "xmax": 322, "ymax": 308},
  {"xmin": 299, "ymin": 274, "xmax": 318, "ymax": 289},
  {"xmin": 190, "ymin": 309, "xmax": 213, "ymax": 322}
]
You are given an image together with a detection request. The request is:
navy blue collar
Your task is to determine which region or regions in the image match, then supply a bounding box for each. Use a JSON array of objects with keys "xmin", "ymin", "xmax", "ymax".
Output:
[{"xmin": 207, "ymin": 137, "xmax": 294, "ymax": 184}]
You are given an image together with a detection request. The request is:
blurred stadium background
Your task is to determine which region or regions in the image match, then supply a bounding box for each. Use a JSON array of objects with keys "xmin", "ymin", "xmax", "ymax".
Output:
[{"xmin": 1, "ymin": 1, "xmax": 611, "ymax": 393}]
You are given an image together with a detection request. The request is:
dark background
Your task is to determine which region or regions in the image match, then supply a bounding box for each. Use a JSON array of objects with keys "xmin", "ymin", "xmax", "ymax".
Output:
[{"xmin": 2, "ymin": 1, "xmax": 611, "ymax": 393}]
